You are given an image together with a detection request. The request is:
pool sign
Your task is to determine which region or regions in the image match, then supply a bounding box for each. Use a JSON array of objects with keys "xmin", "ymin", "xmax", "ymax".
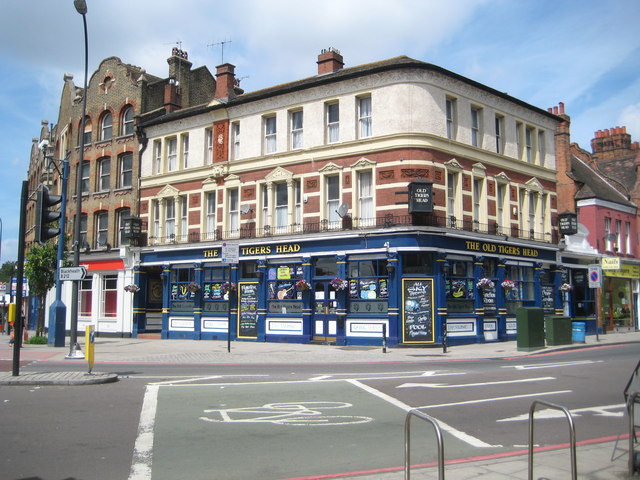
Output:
[{"xmin": 588, "ymin": 265, "xmax": 602, "ymax": 288}]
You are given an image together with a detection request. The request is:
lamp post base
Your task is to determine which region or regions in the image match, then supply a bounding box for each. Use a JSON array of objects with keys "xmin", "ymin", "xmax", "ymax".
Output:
[{"xmin": 65, "ymin": 342, "xmax": 85, "ymax": 359}]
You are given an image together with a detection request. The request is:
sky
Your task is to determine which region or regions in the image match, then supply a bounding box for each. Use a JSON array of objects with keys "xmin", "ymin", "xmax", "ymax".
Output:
[{"xmin": 0, "ymin": 0, "xmax": 638, "ymax": 267}]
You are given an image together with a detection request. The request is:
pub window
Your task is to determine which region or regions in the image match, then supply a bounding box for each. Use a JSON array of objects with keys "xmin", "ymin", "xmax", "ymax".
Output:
[
  {"xmin": 241, "ymin": 261, "xmax": 259, "ymax": 279},
  {"xmin": 347, "ymin": 259, "xmax": 388, "ymax": 314},
  {"xmin": 102, "ymin": 275, "xmax": 118, "ymax": 318},
  {"xmin": 504, "ymin": 264, "xmax": 534, "ymax": 315},
  {"xmin": 266, "ymin": 263, "xmax": 304, "ymax": 314},
  {"xmin": 571, "ymin": 269, "xmax": 595, "ymax": 317},
  {"xmin": 402, "ymin": 252, "xmax": 433, "ymax": 275},
  {"xmin": 79, "ymin": 278, "xmax": 92, "ymax": 317},
  {"xmin": 170, "ymin": 267, "xmax": 195, "ymax": 312},
  {"xmin": 315, "ymin": 257, "xmax": 338, "ymax": 277},
  {"xmin": 445, "ymin": 259, "xmax": 474, "ymax": 314},
  {"xmin": 202, "ymin": 266, "xmax": 229, "ymax": 315}
]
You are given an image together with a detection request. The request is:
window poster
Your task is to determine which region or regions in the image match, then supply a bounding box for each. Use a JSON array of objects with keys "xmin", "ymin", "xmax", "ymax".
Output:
[{"xmin": 402, "ymin": 278, "xmax": 434, "ymax": 343}]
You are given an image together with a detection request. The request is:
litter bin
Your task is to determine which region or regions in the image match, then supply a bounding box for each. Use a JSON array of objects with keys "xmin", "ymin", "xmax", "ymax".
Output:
[
  {"xmin": 516, "ymin": 307, "xmax": 545, "ymax": 352},
  {"xmin": 572, "ymin": 321, "xmax": 586, "ymax": 343},
  {"xmin": 545, "ymin": 316, "xmax": 572, "ymax": 346}
]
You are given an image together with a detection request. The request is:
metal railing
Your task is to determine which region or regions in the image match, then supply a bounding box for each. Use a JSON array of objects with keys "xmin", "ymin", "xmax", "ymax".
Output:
[
  {"xmin": 404, "ymin": 408, "xmax": 445, "ymax": 480},
  {"xmin": 528, "ymin": 400, "xmax": 577, "ymax": 480},
  {"xmin": 145, "ymin": 212, "xmax": 557, "ymax": 247},
  {"xmin": 627, "ymin": 391, "xmax": 640, "ymax": 476}
]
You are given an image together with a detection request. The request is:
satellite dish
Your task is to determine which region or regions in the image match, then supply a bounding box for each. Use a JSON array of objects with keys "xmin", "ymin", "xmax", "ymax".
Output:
[
  {"xmin": 336, "ymin": 203, "xmax": 349, "ymax": 218},
  {"xmin": 240, "ymin": 204, "xmax": 251, "ymax": 214}
]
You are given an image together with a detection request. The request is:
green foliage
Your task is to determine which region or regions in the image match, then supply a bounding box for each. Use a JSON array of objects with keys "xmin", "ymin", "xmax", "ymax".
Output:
[
  {"xmin": 0, "ymin": 261, "xmax": 17, "ymax": 283},
  {"xmin": 24, "ymin": 242, "xmax": 58, "ymax": 297},
  {"xmin": 26, "ymin": 336, "xmax": 48, "ymax": 345}
]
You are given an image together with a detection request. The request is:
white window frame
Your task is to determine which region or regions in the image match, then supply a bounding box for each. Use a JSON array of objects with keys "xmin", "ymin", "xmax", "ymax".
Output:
[
  {"xmin": 118, "ymin": 153, "xmax": 132, "ymax": 188},
  {"xmin": 326, "ymin": 102, "xmax": 339, "ymax": 144},
  {"xmin": 290, "ymin": 110, "xmax": 303, "ymax": 150},
  {"xmin": 181, "ymin": 134, "xmax": 189, "ymax": 169},
  {"xmin": 231, "ymin": 122, "xmax": 240, "ymax": 160},
  {"xmin": 205, "ymin": 128, "xmax": 213, "ymax": 163},
  {"xmin": 165, "ymin": 197, "xmax": 176, "ymax": 240},
  {"xmin": 471, "ymin": 107, "xmax": 482, "ymax": 147},
  {"xmin": 357, "ymin": 170, "xmax": 374, "ymax": 226},
  {"xmin": 358, "ymin": 96, "xmax": 372, "ymax": 139},
  {"xmin": 153, "ymin": 140, "xmax": 162, "ymax": 174},
  {"xmin": 180, "ymin": 195, "xmax": 188, "ymax": 239},
  {"xmin": 275, "ymin": 182, "xmax": 289, "ymax": 232},
  {"xmin": 117, "ymin": 208, "xmax": 130, "ymax": 247},
  {"xmin": 264, "ymin": 115, "xmax": 277, "ymax": 154},
  {"xmin": 446, "ymin": 97, "xmax": 456, "ymax": 140},
  {"xmin": 228, "ymin": 188, "xmax": 239, "ymax": 237},
  {"xmin": 167, "ymin": 137, "xmax": 177, "ymax": 172},
  {"xmin": 95, "ymin": 211, "xmax": 109, "ymax": 248},
  {"xmin": 326, "ymin": 175, "xmax": 340, "ymax": 226},
  {"xmin": 495, "ymin": 115, "xmax": 504, "ymax": 154},
  {"xmin": 98, "ymin": 157, "xmax": 110, "ymax": 192},
  {"xmin": 206, "ymin": 191, "xmax": 216, "ymax": 239},
  {"xmin": 122, "ymin": 106, "xmax": 134, "ymax": 136},
  {"xmin": 100, "ymin": 111, "xmax": 112, "ymax": 141}
]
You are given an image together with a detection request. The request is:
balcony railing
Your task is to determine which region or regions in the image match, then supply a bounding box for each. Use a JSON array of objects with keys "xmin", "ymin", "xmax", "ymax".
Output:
[{"xmin": 146, "ymin": 213, "xmax": 557, "ymax": 246}]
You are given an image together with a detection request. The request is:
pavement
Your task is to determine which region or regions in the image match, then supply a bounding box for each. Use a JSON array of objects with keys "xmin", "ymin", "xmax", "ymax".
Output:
[{"xmin": 1, "ymin": 329, "xmax": 639, "ymax": 479}]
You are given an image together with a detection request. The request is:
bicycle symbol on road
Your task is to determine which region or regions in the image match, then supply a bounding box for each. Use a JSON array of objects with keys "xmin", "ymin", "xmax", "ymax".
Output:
[{"xmin": 200, "ymin": 401, "xmax": 373, "ymax": 426}]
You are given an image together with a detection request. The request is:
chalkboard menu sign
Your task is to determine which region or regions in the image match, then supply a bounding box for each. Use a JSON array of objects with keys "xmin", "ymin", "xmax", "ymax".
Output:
[
  {"xmin": 238, "ymin": 282, "xmax": 259, "ymax": 338},
  {"xmin": 481, "ymin": 286, "xmax": 497, "ymax": 315},
  {"xmin": 542, "ymin": 285, "xmax": 554, "ymax": 314},
  {"xmin": 402, "ymin": 278, "xmax": 434, "ymax": 343}
]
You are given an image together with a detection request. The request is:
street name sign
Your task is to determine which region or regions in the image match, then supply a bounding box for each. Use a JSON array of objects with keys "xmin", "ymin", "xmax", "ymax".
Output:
[{"xmin": 59, "ymin": 266, "xmax": 87, "ymax": 281}]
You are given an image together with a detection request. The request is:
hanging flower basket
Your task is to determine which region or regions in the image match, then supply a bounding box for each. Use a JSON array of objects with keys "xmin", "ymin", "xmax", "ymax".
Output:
[
  {"xmin": 559, "ymin": 283, "xmax": 573, "ymax": 292},
  {"xmin": 501, "ymin": 280, "xmax": 516, "ymax": 290},
  {"xmin": 188, "ymin": 282, "xmax": 201, "ymax": 293},
  {"xmin": 329, "ymin": 277, "xmax": 348, "ymax": 290},
  {"xmin": 476, "ymin": 278, "xmax": 495, "ymax": 290},
  {"xmin": 296, "ymin": 279, "xmax": 310, "ymax": 291},
  {"xmin": 124, "ymin": 284, "xmax": 140, "ymax": 293},
  {"xmin": 221, "ymin": 281, "xmax": 237, "ymax": 293}
]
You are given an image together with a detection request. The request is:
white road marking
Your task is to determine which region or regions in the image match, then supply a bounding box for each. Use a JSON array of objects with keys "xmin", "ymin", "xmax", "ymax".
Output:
[
  {"xmin": 416, "ymin": 390, "xmax": 572, "ymax": 409},
  {"xmin": 347, "ymin": 379, "xmax": 500, "ymax": 448},
  {"xmin": 128, "ymin": 384, "xmax": 159, "ymax": 480},
  {"xmin": 309, "ymin": 370, "xmax": 466, "ymax": 382},
  {"xmin": 497, "ymin": 403, "xmax": 626, "ymax": 422},
  {"xmin": 397, "ymin": 376, "xmax": 555, "ymax": 389},
  {"xmin": 505, "ymin": 360, "xmax": 603, "ymax": 370}
]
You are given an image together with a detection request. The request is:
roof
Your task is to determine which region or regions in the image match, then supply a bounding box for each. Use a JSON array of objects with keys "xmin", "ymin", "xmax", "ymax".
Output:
[
  {"xmin": 141, "ymin": 55, "xmax": 562, "ymax": 128},
  {"xmin": 571, "ymin": 155, "xmax": 635, "ymax": 208}
]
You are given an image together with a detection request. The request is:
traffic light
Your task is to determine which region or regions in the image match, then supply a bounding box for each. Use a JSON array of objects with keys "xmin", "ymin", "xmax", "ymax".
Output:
[{"xmin": 35, "ymin": 186, "xmax": 62, "ymax": 243}]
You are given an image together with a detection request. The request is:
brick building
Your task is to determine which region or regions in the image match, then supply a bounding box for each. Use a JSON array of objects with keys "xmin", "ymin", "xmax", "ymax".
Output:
[{"xmin": 132, "ymin": 49, "xmax": 565, "ymax": 346}]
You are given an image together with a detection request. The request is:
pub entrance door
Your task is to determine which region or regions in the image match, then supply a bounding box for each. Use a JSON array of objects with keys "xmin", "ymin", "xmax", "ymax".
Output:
[{"xmin": 312, "ymin": 281, "xmax": 337, "ymax": 342}]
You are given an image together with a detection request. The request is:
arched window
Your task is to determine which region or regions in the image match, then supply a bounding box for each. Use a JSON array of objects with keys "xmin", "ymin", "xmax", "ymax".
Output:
[
  {"xmin": 100, "ymin": 111, "xmax": 112, "ymax": 141},
  {"xmin": 121, "ymin": 105, "xmax": 134, "ymax": 136},
  {"xmin": 78, "ymin": 116, "xmax": 92, "ymax": 146}
]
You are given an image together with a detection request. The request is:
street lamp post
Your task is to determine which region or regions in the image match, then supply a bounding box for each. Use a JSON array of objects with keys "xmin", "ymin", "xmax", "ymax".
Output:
[{"xmin": 67, "ymin": 0, "xmax": 88, "ymax": 359}]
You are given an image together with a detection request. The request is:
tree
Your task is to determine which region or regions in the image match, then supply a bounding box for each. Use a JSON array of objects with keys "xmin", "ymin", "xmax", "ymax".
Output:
[
  {"xmin": 0, "ymin": 261, "xmax": 17, "ymax": 283},
  {"xmin": 24, "ymin": 243, "xmax": 58, "ymax": 336}
]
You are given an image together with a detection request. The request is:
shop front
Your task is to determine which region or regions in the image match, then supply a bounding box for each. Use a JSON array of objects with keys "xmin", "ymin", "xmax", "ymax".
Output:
[
  {"xmin": 601, "ymin": 261, "xmax": 639, "ymax": 332},
  {"xmin": 133, "ymin": 232, "xmax": 561, "ymax": 346}
]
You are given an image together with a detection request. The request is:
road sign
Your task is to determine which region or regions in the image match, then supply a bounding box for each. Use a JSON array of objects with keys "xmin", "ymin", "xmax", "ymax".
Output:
[
  {"xmin": 588, "ymin": 264, "xmax": 602, "ymax": 288},
  {"xmin": 221, "ymin": 242, "xmax": 239, "ymax": 264},
  {"xmin": 59, "ymin": 266, "xmax": 87, "ymax": 281}
]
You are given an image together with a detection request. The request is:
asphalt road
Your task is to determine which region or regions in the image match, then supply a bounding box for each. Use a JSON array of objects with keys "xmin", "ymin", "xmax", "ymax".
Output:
[{"xmin": 1, "ymin": 343, "xmax": 638, "ymax": 480}]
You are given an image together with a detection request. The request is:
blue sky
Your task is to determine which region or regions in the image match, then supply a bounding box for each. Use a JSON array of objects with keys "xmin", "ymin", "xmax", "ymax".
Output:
[{"xmin": 1, "ymin": 0, "xmax": 639, "ymax": 266}]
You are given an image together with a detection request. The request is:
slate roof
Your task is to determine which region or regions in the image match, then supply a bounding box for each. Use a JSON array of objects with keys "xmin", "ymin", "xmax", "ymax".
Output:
[{"xmin": 571, "ymin": 154, "xmax": 635, "ymax": 208}]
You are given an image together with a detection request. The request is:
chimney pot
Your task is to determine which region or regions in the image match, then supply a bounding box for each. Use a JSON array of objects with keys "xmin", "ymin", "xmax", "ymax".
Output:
[
  {"xmin": 553, "ymin": 106, "xmax": 558, "ymax": 114},
  {"xmin": 317, "ymin": 48, "xmax": 344, "ymax": 75},
  {"xmin": 559, "ymin": 102, "xmax": 565, "ymax": 114}
]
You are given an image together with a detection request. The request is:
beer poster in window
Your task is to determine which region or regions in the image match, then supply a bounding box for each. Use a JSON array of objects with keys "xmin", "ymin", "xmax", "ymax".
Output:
[
  {"xmin": 481, "ymin": 286, "xmax": 497, "ymax": 315},
  {"xmin": 238, "ymin": 282, "xmax": 259, "ymax": 338},
  {"xmin": 402, "ymin": 278, "xmax": 434, "ymax": 343}
]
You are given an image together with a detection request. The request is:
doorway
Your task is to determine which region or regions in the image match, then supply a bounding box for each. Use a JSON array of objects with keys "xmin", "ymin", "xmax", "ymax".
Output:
[{"xmin": 312, "ymin": 281, "xmax": 337, "ymax": 342}]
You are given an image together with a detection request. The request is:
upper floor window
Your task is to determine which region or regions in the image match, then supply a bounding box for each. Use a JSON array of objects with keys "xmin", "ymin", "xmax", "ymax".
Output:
[
  {"xmin": 264, "ymin": 115, "xmax": 277, "ymax": 154},
  {"xmin": 231, "ymin": 122, "xmax": 240, "ymax": 160},
  {"xmin": 326, "ymin": 102, "xmax": 339, "ymax": 144},
  {"xmin": 167, "ymin": 137, "xmax": 177, "ymax": 172},
  {"xmin": 358, "ymin": 96, "xmax": 372, "ymax": 138},
  {"xmin": 446, "ymin": 98, "xmax": 456, "ymax": 140},
  {"xmin": 81, "ymin": 117, "xmax": 92, "ymax": 146},
  {"xmin": 537, "ymin": 131, "xmax": 545, "ymax": 164},
  {"xmin": 116, "ymin": 208, "xmax": 131, "ymax": 247},
  {"xmin": 290, "ymin": 110, "xmax": 303, "ymax": 149},
  {"xmin": 275, "ymin": 182, "xmax": 289, "ymax": 232},
  {"xmin": 228, "ymin": 188, "xmax": 239, "ymax": 236},
  {"xmin": 180, "ymin": 196, "xmax": 188, "ymax": 239},
  {"xmin": 527, "ymin": 191, "xmax": 538, "ymax": 237},
  {"xmin": 118, "ymin": 152, "xmax": 133, "ymax": 188},
  {"xmin": 446, "ymin": 171, "xmax": 460, "ymax": 224},
  {"xmin": 326, "ymin": 175, "xmax": 340, "ymax": 225},
  {"xmin": 78, "ymin": 212, "xmax": 88, "ymax": 249},
  {"xmin": 495, "ymin": 115, "xmax": 504, "ymax": 154},
  {"xmin": 100, "ymin": 112, "xmax": 112, "ymax": 141},
  {"xmin": 95, "ymin": 210, "xmax": 109, "ymax": 249},
  {"xmin": 79, "ymin": 161, "xmax": 90, "ymax": 195},
  {"xmin": 525, "ymin": 127, "xmax": 534, "ymax": 163},
  {"xmin": 97, "ymin": 157, "xmax": 110, "ymax": 192},
  {"xmin": 496, "ymin": 182, "xmax": 509, "ymax": 234},
  {"xmin": 181, "ymin": 134, "xmax": 189, "ymax": 169},
  {"xmin": 205, "ymin": 128, "xmax": 213, "ymax": 163},
  {"xmin": 516, "ymin": 122, "xmax": 524, "ymax": 160},
  {"xmin": 604, "ymin": 217, "xmax": 612, "ymax": 251},
  {"xmin": 152, "ymin": 200, "xmax": 160, "ymax": 239},
  {"xmin": 165, "ymin": 198, "xmax": 176, "ymax": 240},
  {"xmin": 471, "ymin": 107, "xmax": 482, "ymax": 147},
  {"xmin": 473, "ymin": 177, "xmax": 485, "ymax": 228},
  {"xmin": 625, "ymin": 222, "xmax": 632, "ymax": 255},
  {"xmin": 358, "ymin": 171, "xmax": 374, "ymax": 224},
  {"xmin": 121, "ymin": 106, "xmax": 134, "ymax": 136},
  {"xmin": 153, "ymin": 140, "xmax": 162, "ymax": 174},
  {"xmin": 206, "ymin": 191, "xmax": 216, "ymax": 238}
]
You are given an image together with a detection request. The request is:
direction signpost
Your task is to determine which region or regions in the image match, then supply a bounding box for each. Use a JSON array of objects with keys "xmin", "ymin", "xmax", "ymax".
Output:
[{"xmin": 59, "ymin": 266, "xmax": 87, "ymax": 282}]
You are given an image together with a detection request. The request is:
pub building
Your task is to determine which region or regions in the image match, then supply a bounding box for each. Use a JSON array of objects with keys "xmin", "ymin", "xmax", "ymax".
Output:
[{"xmin": 131, "ymin": 51, "xmax": 564, "ymax": 346}]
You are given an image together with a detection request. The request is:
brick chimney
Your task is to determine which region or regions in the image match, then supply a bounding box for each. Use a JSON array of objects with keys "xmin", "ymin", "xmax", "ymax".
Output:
[
  {"xmin": 550, "ymin": 102, "xmax": 576, "ymax": 214},
  {"xmin": 164, "ymin": 78, "xmax": 181, "ymax": 113},
  {"xmin": 591, "ymin": 126, "xmax": 635, "ymax": 160},
  {"xmin": 317, "ymin": 48, "xmax": 344, "ymax": 75},
  {"xmin": 215, "ymin": 63, "xmax": 237, "ymax": 100}
]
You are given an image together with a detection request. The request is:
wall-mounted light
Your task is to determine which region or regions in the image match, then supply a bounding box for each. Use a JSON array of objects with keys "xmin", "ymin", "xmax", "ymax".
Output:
[
  {"xmin": 442, "ymin": 261, "xmax": 450, "ymax": 275},
  {"xmin": 386, "ymin": 261, "xmax": 395, "ymax": 274}
]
